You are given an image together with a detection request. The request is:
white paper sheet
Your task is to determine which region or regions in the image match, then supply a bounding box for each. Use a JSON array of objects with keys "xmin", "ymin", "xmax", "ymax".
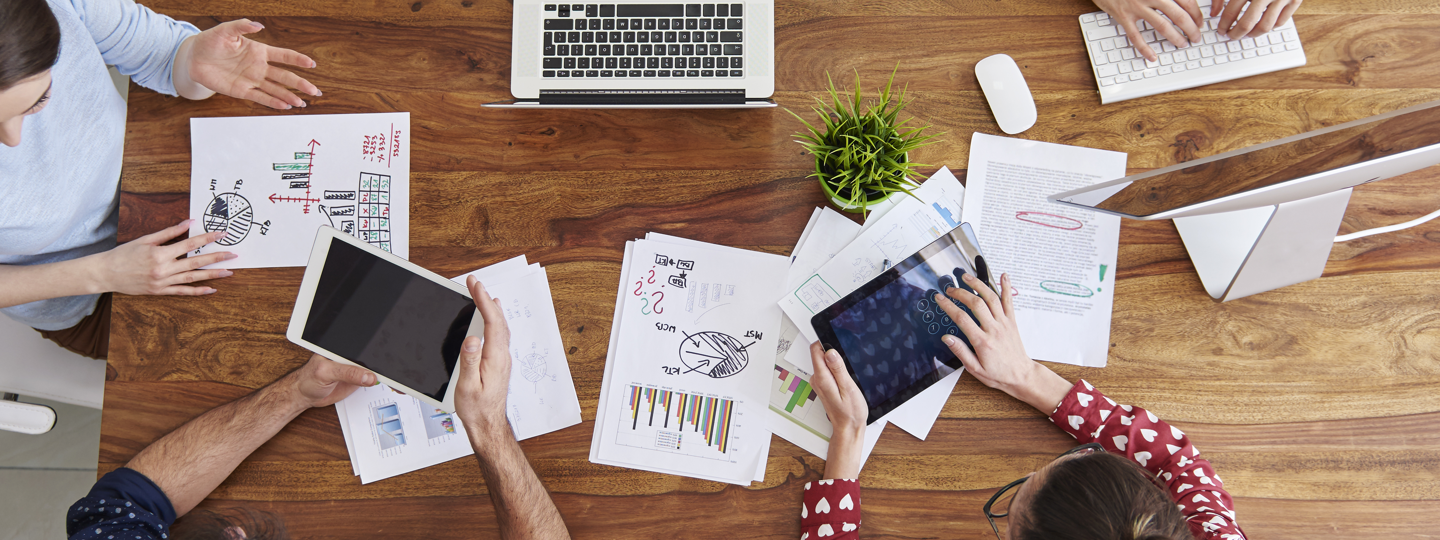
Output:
[
  {"xmin": 590, "ymin": 239, "xmax": 769, "ymax": 484},
  {"xmin": 340, "ymin": 383, "xmax": 474, "ymax": 484},
  {"xmin": 960, "ymin": 133, "xmax": 1126, "ymax": 367},
  {"xmin": 779, "ymin": 167, "xmax": 966, "ymax": 345},
  {"xmin": 188, "ymin": 113, "xmax": 410, "ymax": 268},
  {"xmin": 885, "ymin": 369, "xmax": 961, "ymax": 440},
  {"xmin": 451, "ymin": 266, "xmax": 583, "ymax": 441},
  {"xmin": 590, "ymin": 236, "xmax": 787, "ymax": 485},
  {"xmin": 780, "ymin": 208, "xmax": 864, "ymax": 377}
]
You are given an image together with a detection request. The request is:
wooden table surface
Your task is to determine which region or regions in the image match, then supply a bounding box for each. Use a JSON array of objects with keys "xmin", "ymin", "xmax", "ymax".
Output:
[{"xmin": 103, "ymin": 0, "xmax": 1440, "ymax": 538}]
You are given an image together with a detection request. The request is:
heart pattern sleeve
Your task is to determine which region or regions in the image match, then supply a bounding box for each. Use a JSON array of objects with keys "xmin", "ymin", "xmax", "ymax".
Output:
[
  {"xmin": 1048, "ymin": 380, "xmax": 1248, "ymax": 540},
  {"xmin": 798, "ymin": 479, "xmax": 861, "ymax": 539}
]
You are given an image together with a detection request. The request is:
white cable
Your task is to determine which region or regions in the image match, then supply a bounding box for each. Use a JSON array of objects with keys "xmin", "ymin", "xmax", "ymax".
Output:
[{"xmin": 1335, "ymin": 206, "xmax": 1440, "ymax": 242}]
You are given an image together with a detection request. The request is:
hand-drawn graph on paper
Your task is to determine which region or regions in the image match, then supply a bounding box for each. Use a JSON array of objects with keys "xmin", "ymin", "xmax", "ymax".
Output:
[
  {"xmin": 616, "ymin": 384, "xmax": 736, "ymax": 460},
  {"xmin": 356, "ymin": 172, "xmax": 393, "ymax": 252},
  {"xmin": 189, "ymin": 112, "xmax": 409, "ymax": 269},
  {"xmin": 678, "ymin": 331, "xmax": 752, "ymax": 378},
  {"xmin": 201, "ymin": 193, "xmax": 254, "ymax": 246},
  {"xmin": 517, "ymin": 342, "xmax": 557, "ymax": 392},
  {"xmin": 369, "ymin": 402, "xmax": 407, "ymax": 453}
]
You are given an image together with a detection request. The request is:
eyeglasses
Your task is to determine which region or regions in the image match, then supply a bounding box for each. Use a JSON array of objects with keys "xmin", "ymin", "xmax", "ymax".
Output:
[{"xmin": 983, "ymin": 443, "xmax": 1105, "ymax": 540}]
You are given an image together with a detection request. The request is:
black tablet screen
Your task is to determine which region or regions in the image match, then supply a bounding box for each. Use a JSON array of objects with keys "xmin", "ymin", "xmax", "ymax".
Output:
[
  {"xmin": 301, "ymin": 240, "xmax": 474, "ymax": 401},
  {"xmin": 815, "ymin": 228, "xmax": 985, "ymax": 422}
]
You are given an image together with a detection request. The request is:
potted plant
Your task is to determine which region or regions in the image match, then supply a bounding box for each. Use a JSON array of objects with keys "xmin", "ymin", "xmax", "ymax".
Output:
[{"xmin": 789, "ymin": 66, "xmax": 940, "ymax": 216}]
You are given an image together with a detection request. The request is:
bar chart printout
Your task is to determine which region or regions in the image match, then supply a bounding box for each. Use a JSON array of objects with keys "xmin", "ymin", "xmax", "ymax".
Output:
[{"xmin": 616, "ymin": 384, "xmax": 736, "ymax": 461}]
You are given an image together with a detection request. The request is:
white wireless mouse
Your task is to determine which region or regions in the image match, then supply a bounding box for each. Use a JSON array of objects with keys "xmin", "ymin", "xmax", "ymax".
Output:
[{"xmin": 975, "ymin": 54, "xmax": 1037, "ymax": 135}]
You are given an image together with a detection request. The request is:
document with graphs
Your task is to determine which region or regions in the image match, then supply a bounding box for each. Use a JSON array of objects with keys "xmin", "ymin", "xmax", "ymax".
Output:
[{"xmin": 590, "ymin": 235, "xmax": 787, "ymax": 485}]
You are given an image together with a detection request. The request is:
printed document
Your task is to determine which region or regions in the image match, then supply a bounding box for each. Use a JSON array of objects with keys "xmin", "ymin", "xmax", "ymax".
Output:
[
  {"xmin": 590, "ymin": 236, "xmax": 787, "ymax": 485},
  {"xmin": 960, "ymin": 133, "xmax": 1126, "ymax": 367}
]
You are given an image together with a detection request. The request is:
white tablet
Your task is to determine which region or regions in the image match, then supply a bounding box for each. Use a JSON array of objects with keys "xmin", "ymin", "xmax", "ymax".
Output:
[{"xmin": 287, "ymin": 226, "xmax": 482, "ymax": 413}]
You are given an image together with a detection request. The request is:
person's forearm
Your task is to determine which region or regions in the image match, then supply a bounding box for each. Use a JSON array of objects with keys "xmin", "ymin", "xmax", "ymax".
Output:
[
  {"xmin": 171, "ymin": 35, "xmax": 216, "ymax": 100},
  {"xmin": 125, "ymin": 373, "xmax": 310, "ymax": 517},
  {"xmin": 823, "ymin": 425, "xmax": 863, "ymax": 480},
  {"xmin": 0, "ymin": 257, "xmax": 106, "ymax": 309},
  {"xmin": 1007, "ymin": 363, "xmax": 1075, "ymax": 414},
  {"xmin": 471, "ymin": 431, "xmax": 571, "ymax": 540}
]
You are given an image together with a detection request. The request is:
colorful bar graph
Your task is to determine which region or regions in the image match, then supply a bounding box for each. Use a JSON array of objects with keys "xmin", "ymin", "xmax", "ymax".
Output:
[
  {"xmin": 773, "ymin": 365, "xmax": 819, "ymax": 413},
  {"xmin": 625, "ymin": 384, "xmax": 733, "ymax": 454}
]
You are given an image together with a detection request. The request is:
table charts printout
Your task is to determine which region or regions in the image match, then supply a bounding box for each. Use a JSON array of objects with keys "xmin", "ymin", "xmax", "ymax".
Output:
[
  {"xmin": 188, "ymin": 113, "xmax": 410, "ymax": 268},
  {"xmin": 591, "ymin": 237, "xmax": 787, "ymax": 485}
]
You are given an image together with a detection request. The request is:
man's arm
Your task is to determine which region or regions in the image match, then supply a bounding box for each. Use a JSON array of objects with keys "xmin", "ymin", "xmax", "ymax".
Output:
[
  {"xmin": 456, "ymin": 276, "xmax": 571, "ymax": 540},
  {"xmin": 124, "ymin": 355, "xmax": 375, "ymax": 516}
]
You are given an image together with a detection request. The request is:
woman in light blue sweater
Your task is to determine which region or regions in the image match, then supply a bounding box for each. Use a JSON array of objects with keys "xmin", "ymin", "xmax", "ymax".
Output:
[{"xmin": 0, "ymin": 0, "xmax": 321, "ymax": 358}]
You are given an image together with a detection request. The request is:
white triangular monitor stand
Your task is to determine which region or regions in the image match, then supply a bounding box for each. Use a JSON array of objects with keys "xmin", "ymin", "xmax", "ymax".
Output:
[{"xmin": 1173, "ymin": 188, "xmax": 1353, "ymax": 302}]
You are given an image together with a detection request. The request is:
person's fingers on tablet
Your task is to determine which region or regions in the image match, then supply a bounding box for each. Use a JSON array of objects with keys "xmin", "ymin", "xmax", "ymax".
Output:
[
  {"xmin": 935, "ymin": 292, "xmax": 986, "ymax": 344},
  {"xmin": 962, "ymin": 274, "xmax": 1005, "ymax": 323},
  {"xmin": 941, "ymin": 333, "xmax": 983, "ymax": 376},
  {"xmin": 946, "ymin": 284, "xmax": 997, "ymax": 330}
]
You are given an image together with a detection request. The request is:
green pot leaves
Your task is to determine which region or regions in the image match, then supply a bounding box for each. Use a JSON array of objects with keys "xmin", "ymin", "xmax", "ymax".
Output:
[{"xmin": 788, "ymin": 66, "xmax": 941, "ymax": 216}]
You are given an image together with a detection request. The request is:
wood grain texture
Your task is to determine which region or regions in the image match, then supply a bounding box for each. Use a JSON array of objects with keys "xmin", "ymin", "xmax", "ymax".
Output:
[{"xmin": 102, "ymin": 0, "xmax": 1440, "ymax": 538}]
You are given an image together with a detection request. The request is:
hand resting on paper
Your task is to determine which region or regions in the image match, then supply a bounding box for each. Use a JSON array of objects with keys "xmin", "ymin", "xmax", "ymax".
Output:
[
  {"xmin": 96, "ymin": 219, "xmax": 236, "ymax": 296},
  {"xmin": 808, "ymin": 341, "xmax": 867, "ymax": 480},
  {"xmin": 933, "ymin": 272, "xmax": 1074, "ymax": 414}
]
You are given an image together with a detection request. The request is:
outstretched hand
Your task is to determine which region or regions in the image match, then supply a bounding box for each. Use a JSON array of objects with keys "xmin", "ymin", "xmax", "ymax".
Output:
[
  {"xmin": 809, "ymin": 341, "xmax": 867, "ymax": 479},
  {"xmin": 97, "ymin": 219, "xmax": 235, "ymax": 296},
  {"xmin": 454, "ymin": 276, "xmax": 515, "ymax": 451},
  {"xmin": 186, "ymin": 19, "xmax": 321, "ymax": 109},
  {"xmin": 934, "ymin": 273, "xmax": 1072, "ymax": 414}
]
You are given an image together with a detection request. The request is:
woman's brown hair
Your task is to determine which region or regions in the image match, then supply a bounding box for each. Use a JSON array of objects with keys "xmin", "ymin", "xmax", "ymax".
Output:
[
  {"xmin": 0, "ymin": 0, "xmax": 62, "ymax": 90},
  {"xmin": 1014, "ymin": 451, "xmax": 1195, "ymax": 540}
]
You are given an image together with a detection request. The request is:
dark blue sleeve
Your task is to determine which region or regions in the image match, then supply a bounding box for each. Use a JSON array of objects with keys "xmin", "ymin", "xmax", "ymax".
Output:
[{"xmin": 67, "ymin": 468, "xmax": 176, "ymax": 540}]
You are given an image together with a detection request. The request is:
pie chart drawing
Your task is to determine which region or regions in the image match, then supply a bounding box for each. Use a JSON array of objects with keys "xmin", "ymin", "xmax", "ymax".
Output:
[
  {"xmin": 678, "ymin": 331, "xmax": 752, "ymax": 378},
  {"xmin": 202, "ymin": 192, "xmax": 254, "ymax": 246}
]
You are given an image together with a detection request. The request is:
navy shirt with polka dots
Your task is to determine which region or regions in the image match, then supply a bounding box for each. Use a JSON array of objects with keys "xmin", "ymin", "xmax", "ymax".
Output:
[{"xmin": 67, "ymin": 468, "xmax": 175, "ymax": 540}]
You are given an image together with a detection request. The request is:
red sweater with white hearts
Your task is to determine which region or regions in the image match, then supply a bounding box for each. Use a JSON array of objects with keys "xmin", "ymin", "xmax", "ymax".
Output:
[{"xmin": 798, "ymin": 380, "xmax": 1247, "ymax": 540}]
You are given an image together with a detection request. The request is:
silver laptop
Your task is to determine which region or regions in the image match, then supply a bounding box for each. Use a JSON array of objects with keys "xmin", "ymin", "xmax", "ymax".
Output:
[{"xmin": 488, "ymin": 0, "xmax": 776, "ymax": 108}]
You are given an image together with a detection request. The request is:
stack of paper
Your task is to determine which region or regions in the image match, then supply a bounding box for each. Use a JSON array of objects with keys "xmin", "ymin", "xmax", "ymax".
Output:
[
  {"xmin": 773, "ymin": 168, "xmax": 970, "ymax": 446},
  {"xmin": 589, "ymin": 234, "xmax": 787, "ymax": 485},
  {"xmin": 768, "ymin": 208, "xmax": 888, "ymax": 462},
  {"xmin": 337, "ymin": 255, "xmax": 582, "ymax": 484}
]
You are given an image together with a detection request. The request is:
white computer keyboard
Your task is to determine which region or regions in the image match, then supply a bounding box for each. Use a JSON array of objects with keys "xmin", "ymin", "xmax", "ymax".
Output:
[{"xmin": 1079, "ymin": 4, "xmax": 1306, "ymax": 104}]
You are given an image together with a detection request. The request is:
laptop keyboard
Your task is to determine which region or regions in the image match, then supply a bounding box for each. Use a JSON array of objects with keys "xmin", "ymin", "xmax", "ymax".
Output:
[{"xmin": 541, "ymin": 3, "xmax": 745, "ymax": 79}]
